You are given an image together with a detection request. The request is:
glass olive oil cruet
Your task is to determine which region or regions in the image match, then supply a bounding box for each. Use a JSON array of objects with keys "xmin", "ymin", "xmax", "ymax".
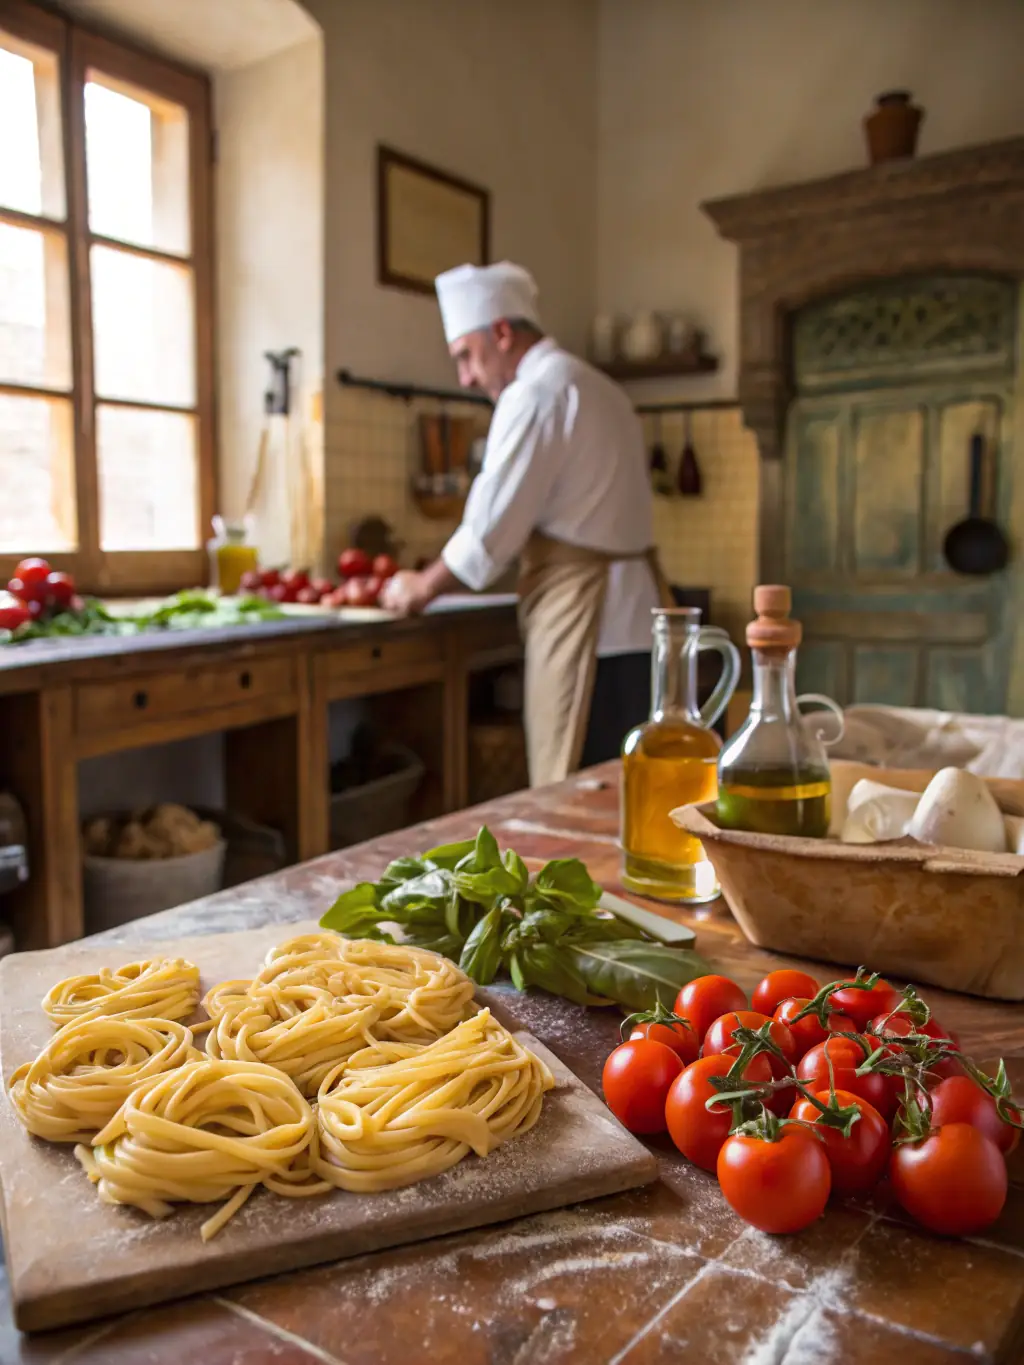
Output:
[
  {"xmin": 716, "ymin": 585, "xmax": 839, "ymax": 838},
  {"xmin": 621, "ymin": 608, "xmax": 741, "ymax": 903}
]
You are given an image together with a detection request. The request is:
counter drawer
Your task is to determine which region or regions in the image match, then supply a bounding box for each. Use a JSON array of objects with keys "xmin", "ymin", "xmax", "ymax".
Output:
[
  {"xmin": 74, "ymin": 656, "xmax": 297, "ymax": 735},
  {"xmin": 321, "ymin": 635, "xmax": 443, "ymax": 696}
]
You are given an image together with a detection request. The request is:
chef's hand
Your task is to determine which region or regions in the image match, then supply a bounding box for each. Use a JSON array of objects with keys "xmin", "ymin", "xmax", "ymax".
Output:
[{"xmin": 381, "ymin": 570, "xmax": 430, "ymax": 616}]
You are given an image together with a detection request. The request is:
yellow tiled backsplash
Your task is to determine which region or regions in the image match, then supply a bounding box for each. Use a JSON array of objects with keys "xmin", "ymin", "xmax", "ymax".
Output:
[{"xmin": 324, "ymin": 387, "xmax": 759, "ymax": 642}]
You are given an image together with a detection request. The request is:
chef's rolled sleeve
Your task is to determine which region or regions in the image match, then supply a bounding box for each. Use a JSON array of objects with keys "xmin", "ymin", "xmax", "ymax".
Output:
[{"xmin": 441, "ymin": 388, "xmax": 557, "ymax": 591}]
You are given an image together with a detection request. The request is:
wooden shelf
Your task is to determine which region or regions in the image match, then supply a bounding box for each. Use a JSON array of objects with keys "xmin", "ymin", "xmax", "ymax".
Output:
[{"xmin": 598, "ymin": 354, "xmax": 719, "ymax": 382}]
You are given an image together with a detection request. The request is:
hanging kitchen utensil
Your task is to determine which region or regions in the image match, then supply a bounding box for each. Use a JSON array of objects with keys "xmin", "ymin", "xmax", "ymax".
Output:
[
  {"xmin": 943, "ymin": 432, "xmax": 1009, "ymax": 576},
  {"xmin": 439, "ymin": 405, "xmax": 452, "ymax": 494},
  {"xmin": 649, "ymin": 413, "xmax": 672, "ymax": 497},
  {"xmin": 677, "ymin": 410, "xmax": 702, "ymax": 497}
]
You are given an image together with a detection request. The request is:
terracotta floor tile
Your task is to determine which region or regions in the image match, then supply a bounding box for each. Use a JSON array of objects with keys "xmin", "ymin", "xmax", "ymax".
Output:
[
  {"xmin": 845, "ymin": 1218, "xmax": 1024, "ymax": 1356},
  {"xmin": 67, "ymin": 1297, "xmax": 329, "ymax": 1365},
  {"xmin": 785, "ymin": 1308, "xmax": 980, "ymax": 1364},
  {"xmin": 227, "ymin": 1207, "xmax": 707, "ymax": 1365},
  {"xmin": 718, "ymin": 1205, "xmax": 874, "ymax": 1292}
]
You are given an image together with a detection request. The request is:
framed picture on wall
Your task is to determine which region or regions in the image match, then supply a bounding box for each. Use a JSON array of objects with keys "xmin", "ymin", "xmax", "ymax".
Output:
[{"xmin": 377, "ymin": 145, "xmax": 490, "ymax": 295}]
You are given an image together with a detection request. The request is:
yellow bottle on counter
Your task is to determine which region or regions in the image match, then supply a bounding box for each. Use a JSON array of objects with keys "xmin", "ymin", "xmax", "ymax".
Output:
[
  {"xmin": 620, "ymin": 608, "xmax": 741, "ymax": 903},
  {"xmin": 207, "ymin": 517, "xmax": 259, "ymax": 596}
]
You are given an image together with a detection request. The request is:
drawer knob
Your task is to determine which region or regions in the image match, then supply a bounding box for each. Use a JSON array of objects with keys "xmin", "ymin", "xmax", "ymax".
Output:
[
  {"xmin": 371, "ymin": 646, "xmax": 382, "ymax": 661},
  {"xmin": 132, "ymin": 690, "xmax": 148, "ymax": 710},
  {"xmin": 239, "ymin": 670, "xmax": 252, "ymax": 690}
]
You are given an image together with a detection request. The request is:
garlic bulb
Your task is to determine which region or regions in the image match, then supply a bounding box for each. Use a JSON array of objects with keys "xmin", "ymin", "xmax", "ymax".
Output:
[{"xmin": 906, "ymin": 768, "xmax": 1007, "ymax": 854}]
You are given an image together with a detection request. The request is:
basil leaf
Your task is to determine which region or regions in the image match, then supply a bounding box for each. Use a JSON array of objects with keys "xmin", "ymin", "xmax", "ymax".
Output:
[
  {"xmin": 380, "ymin": 868, "xmax": 452, "ymax": 913},
  {"xmin": 421, "ymin": 838, "xmax": 476, "ymax": 870},
  {"xmin": 380, "ymin": 856, "xmax": 429, "ymax": 889},
  {"xmin": 320, "ymin": 882, "xmax": 382, "ymax": 935},
  {"xmin": 557, "ymin": 914, "xmax": 646, "ymax": 944},
  {"xmin": 508, "ymin": 951, "xmax": 527, "ymax": 992},
  {"xmin": 565, "ymin": 939, "xmax": 710, "ymax": 1012},
  {"xmin": 530, "ymin": 858, "xmax": 602, "ymax": 912},
  {"xmin": 459, "ymin": 905, "xmax": 504, "ymax": 985},
  {"xmin": 402, "ymin": 930, "xmax": 465, "ymax": 958},
  {"xmin": 514, "ymin": 944, "xmax": 601, "ymax": 1007},
  {"xmin": 502, "ymin": 849, "xmax": 529, "ymax": 893}
]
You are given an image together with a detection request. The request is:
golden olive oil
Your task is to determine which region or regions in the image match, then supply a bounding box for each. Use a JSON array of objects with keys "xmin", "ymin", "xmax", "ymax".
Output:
[{"xmin": 715, "ymin": 765, "xmax": 831, "ymax": 838}]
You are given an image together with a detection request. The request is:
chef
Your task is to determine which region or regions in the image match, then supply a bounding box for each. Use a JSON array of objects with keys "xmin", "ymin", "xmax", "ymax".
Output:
[{"xmin": 381, "ymin": 261, "xmax": 672, "ymax": 787}]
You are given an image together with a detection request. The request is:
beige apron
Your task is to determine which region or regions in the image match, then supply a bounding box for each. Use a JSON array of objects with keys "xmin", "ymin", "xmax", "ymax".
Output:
[{"xmin": 517, "ymin": 531, "xmax": 674, "ymax": 788}]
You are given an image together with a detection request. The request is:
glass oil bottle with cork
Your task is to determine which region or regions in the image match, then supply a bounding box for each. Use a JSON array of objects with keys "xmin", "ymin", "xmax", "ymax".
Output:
[
  {"xmin": 716, "ymin": 585, "xmax": 841, "ymax": 838},
  {"xmin": 621, "ymin": 608, "xmax": 741, "ymax": 902}
]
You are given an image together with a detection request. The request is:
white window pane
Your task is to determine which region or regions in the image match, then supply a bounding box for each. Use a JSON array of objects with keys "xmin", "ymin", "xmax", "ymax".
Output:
[
  {"xmin": 0, "ymin": 394, "xmax": 76, "ymax": 553},
  {"xmin": 97, "ymin": 405, "xmax": 199, "ymax": 551},
  {"xmin": 0, "ymin": 36, "xmax": 65, "ymax": 219},
  {"xmin": 0, "ymin": 223, "xmax": 71, "ymax": 390},
  {"xmin": 91, "ymin": 245, "xmax": 196, "ymax": 407},
  {"xmin": 85, "ymin": 73, "xmax": 190, "ymax": 256}
]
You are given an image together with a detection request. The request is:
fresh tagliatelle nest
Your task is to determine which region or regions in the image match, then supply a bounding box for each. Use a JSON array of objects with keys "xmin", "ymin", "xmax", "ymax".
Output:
[{"xmin": 7, "ymin": 932, "xmax": 554, "ymax": 1241}]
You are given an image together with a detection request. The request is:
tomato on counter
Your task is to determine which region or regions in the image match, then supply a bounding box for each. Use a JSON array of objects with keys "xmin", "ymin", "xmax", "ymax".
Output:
[{"xmin": 338, "ymin": 548, "xmax": 372, "ymax": 579}]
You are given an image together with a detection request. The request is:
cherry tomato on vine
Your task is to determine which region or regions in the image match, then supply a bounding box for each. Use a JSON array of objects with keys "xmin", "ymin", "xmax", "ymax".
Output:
[
  {"xmin": 890, "ymin": 1123, "xmax": 1007, "ymax": 1235},
  {"xmin": 44, "ymin": 571, "xmax": 76, "ymax": 610},
  {"xmin": 717, "ymin": 1127, "xmax": 831, "ymax": 1233},
  {"xmin": 789, "ymin": 1088, "xmax": 890, "ymax": 1197},
  {"xmin": 774, "ymin": 997, "xmax": 827, "ymax": 1057},
  {"xmin": 601, "ymin": 1038, "xmax": 683, "ymax": 1135},
  {"xmin": 0, "ymin": 594, "xmax": 31, "ymax": 631},
  {"xmin": 752, "ymin": 969, "xmax": 819, "ymax": 1018},
  {"xmin": 825, "ymin": 1012, "xmax": 857, "ymax": 1034},
  {"xmin": 796, "ymin": 1035, "xmax": 899, "ymax": 1120},
  {"xmin": 12, "ymin": 557, "xmax": 50, "ymax": 587},
  {"xmin": 828, "ymin": 978, "xmax": 899, "ymax": 1030},
  {"xmin": 927, "ymin": 1075, "xmax": 1020, "ymax": 1156},
  {"xmin": 629, "ymin": 1019, "xmax": 699, "ymax": 1066},
  {"xmin": 664, "ymin": 1053, "xmax": 773, "ymax": 1171},
  {"xmin": 866, "ymin": 1011, "xmax": 916, "ymax": 1058},
  {"xmin": 7, "ymin": 574, "xmax": 49, "ymax": 606},
  {"xmin": 674, "ymin": 975, "xmax": 747, "ymax": 1042},
  {"xmin": 704, "ymin": 1010, "xmax": 797, "ymax": 1072}
]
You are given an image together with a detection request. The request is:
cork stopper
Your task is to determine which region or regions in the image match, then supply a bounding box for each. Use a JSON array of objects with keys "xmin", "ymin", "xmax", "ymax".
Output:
[{"xmin": 746, "ymin": 584, "xmax": 801, "ymax": 652}]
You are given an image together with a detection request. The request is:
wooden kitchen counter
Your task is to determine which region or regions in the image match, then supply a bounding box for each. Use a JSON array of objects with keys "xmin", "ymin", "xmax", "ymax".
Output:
[
  {"xmin": 0, "ymin": 600, "xmax": 521, "ymax": 949},
  {"xmin": 1, "ymin": 765, "xmax": 1022, "ymax": 1363}
]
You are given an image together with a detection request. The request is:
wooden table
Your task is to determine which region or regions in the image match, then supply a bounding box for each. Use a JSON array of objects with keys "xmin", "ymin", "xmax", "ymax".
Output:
[
  {"xmin": 0, "ymin": 601, "xmax": 521, "ymax": 950},
  {"xmin": 2, "ymin": 766, "xmax": 1023, "ymax": 1363}
]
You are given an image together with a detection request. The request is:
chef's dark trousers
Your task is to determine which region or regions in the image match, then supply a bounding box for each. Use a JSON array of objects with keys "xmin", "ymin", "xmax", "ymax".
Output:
[{"xmin": 579, "ymin": 651, "xmax": 651, "ymax": 769}]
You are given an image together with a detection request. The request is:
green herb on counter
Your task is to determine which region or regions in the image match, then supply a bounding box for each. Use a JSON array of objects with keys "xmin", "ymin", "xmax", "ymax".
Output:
[
  {"xmin": 320, "ymin": 825, "xmax": 709, "ymax": 1012},
  {"xmin": 2, "ymin": 591, "xmax": 284, "ymax": 645}
]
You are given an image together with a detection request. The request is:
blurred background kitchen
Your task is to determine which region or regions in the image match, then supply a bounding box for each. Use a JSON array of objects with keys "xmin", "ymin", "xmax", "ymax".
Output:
[{"xmin": 2, "ymin": 0, "xmax": 1023, "ymax": 951}]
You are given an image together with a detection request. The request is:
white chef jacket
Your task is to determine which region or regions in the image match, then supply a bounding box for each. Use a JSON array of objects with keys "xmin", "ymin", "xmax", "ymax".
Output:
[{"xmin": 442, "ymin": 338, "xmax": 659, "ymax": 657}]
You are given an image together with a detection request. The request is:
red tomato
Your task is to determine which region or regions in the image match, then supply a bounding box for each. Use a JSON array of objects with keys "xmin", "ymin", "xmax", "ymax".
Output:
[
  {"xmin": 890, "ymin": 1123, "xmax": 1007, "ymax": 1235},
  {"xmin": 280, "ymin": 568, "xmax": 310, "ymax": 592},
  {"xmin": 665, "ymin": 1053, "xmax": 773, "ymax": 1171},
  {"xmin": 796, "ymin": 1035, "xmax": 898, "ymax": 1120},
  {"xmin": 344, "ymin": 577, "xmax": 379, "ymax": 608},
  {"xmin": 24, "ymin": 598, "xmax": 46, "ymax": 620},
  {"xmin": 789, "ymin": 1089, "xmax": 890, "ymax": 1196},
  {"xmin": 309, "ymin": 578, "xmax": 334, "ymax": 600},
  {"xmin": 825, "ymin": 1013, "xmax": 857, "ymax": 1034},
  {"xmin": 325, "ymin": 587, "xmax": 348, "ymax": 608},
  {"xmin": 295, "ymin": 586, "xmax": 322, "ymax": 605},
  {"xmin": 829, "ymin": 978, "xmax": 899, "ymax": 1030},
  {"xmin": 866, "ymin": 1011, "xmax": 916, "ymax": 1058},
  {"xmin": 373, "ymin": 554, "xmax": 398, "ymax": 580},
  {"xmin": 13, "ymin": 557, "xmax": 51, "ymax": 586},
  {"xmin": 338, "ymin": 548, "xmax": 372, "ymax": 579},
  {"xmin": 752, "ymin": 969, "xmax": 819, "ymax": 1017},
  {"xmin": 601, "ymin": 1038, "xmax": 683, "ymax": 1135},
  {"xmin": 260, "ymin": 569, "xmax": 281, "ymax": 589},
  {"xmin": 774, "ymin": 998, "xmax": 827, "ymax": 1057},
  {"xmin": 265, "ymin": 584, "xmax": 289, "ymax": 603},
  {"xmin": 674, "ymin": 975, "xmax": 747, "ymax": 1042},
  {"xmin": 629, "ymin": 1020, "xmax": 699, "ymax": 1066},
  {"xmin": 928, "ymin": 1076, "xmax": 1020, "ymax": 1156},
  {"xmin": 0, "ymin": 594, "xmax": 31, "ymax": 631},
  {"xmin": 703, "ymin": 1010, "xmax": 797, "ymax": 1072},
  {"xmin": 7, "ymin": 574, "xmax": 50, "ymax": 605},
  {"xmin": 44, "ymin": 571, "xmax": 75, "ymax": 609},
  {"xmin": 717, "ymin": 1128, "xmax": 831, "ymax": 1233},
  {"xmin": 364, "ymin": 574, "xmax": 383, "ymax": 602},
  {"xmin": 239, "ymin": 570, "xmax": 263, "ymax": 593}
]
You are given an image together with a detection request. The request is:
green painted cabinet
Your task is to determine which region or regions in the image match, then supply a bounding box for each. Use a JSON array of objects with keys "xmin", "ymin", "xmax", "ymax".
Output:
[{"xmin": 784, "ymin": 277, "xmax": 1018, "ymax": 715}]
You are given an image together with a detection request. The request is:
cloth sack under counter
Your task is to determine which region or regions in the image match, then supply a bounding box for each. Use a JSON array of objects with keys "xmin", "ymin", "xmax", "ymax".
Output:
[{"xmin": 828, "ymin": 704, "xmax": 1024, "ymax": 780}]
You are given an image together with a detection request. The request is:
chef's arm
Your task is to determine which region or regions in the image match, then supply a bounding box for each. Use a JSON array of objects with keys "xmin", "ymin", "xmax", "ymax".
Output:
[{"xmin": 382, "ymin": 394, "xmax": 555, "ymax": 615}]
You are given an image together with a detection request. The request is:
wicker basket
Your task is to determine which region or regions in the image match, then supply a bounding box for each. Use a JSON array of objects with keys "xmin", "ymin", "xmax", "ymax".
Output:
[
  {"xmin": 468, "ymin": 718, "xmax": 529, "ymax": 806},
  {"xmin": 83, "ymin": 840, "xmax": 226, "ymax": 935},
  {"xmin": 673, "ymin": 762, "xmax": 1024, "ymax": 1001},
  {"xmin": 329, "ymin": 745, "xmax": 425, "ymax": 850}
]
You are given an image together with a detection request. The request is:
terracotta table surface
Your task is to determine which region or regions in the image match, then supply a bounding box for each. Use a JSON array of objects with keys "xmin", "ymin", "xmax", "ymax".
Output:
[{"xmin": 2, "ymin": 764, "xmax": 1023, "ymax": 1364}]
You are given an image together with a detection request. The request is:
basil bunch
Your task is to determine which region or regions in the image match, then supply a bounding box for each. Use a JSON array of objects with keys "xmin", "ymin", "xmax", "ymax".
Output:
[{"xmin": 320, "ymin": 826, "xmax": 708, "ymax": 1011}]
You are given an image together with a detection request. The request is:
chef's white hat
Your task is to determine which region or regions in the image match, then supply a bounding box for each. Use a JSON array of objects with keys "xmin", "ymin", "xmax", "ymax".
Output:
[{"xmin": 434, "ymin": 261, "xmax": 541, "ymax": 344}]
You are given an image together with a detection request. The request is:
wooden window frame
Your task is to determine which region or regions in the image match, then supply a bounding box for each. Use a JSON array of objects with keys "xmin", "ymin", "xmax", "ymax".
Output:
[{"xmin": 0, "ymin": 0, "xmax": 216, "ymax": 595}]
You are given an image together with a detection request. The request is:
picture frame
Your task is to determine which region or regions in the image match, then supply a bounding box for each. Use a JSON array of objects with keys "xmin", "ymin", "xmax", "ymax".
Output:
[{"xmin": 376, "ymin": 145, "xmax": 490, "ymax": 296}]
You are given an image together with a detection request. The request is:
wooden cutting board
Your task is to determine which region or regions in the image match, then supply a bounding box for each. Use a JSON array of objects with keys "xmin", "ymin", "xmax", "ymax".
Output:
[{"xmin": 0, "ymin": 921, "xmax": 657, "ymax": 1334}]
